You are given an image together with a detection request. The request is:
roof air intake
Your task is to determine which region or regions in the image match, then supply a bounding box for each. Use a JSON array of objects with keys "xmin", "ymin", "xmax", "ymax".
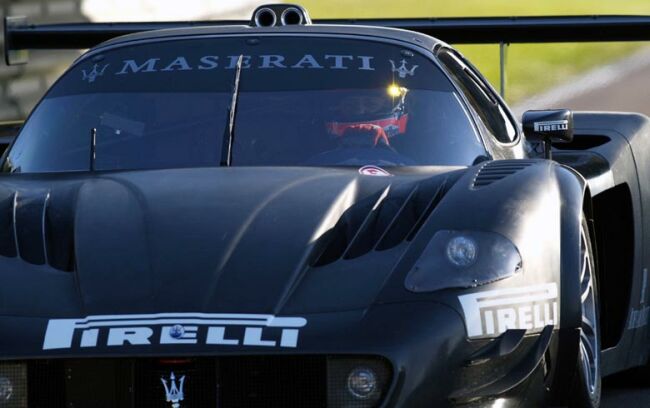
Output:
[
  {"xmin": 281, "ymin": 7, "xmax": 304, "ymax": 25},
  {"xmin": 251, "ymin": 4, "xmax": 311, "ymax": 27},
  {"xmin": 254, "ymin": 7, "xmax": 277, "ymax": 27}
]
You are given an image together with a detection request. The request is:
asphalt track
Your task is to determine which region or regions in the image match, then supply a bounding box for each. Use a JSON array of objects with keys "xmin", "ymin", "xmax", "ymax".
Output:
[
  {"xmin": 536, "ymin": 63, "xmax": 650, "ymax": 117},
  {"xmin": 559, "ymin": 67, "xmax": 650, "ymax": 117},
  {"xmin": 514, "ymin": 47, "xmax": 650, "ymax": 407},
  {"xmin": 513, "ymin": 46, "xmax": 650, "ymax": 118}
]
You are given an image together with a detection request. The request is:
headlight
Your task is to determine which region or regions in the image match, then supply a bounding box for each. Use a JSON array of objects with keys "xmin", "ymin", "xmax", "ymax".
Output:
[
  {"xmin": 327, "ymin": 358, "xmax": 391, "ymax": 408},
  {"xmin": 405, "ymin": 230, "xmax": 522, "ymax": 293},
  {"xmin": 446, "ymin": 236, "xmax": 478, "ymax": 267},
  {"xmin": 0, "ymin": 377, "xmax": 12, "ymax": 403},
  {"xmin": 347, "ymin": 368, "xmax": 377, "ymax": 399},
  {"xmin": 0, "ymin": 363, "xmax": 27, "ymax": 408}
]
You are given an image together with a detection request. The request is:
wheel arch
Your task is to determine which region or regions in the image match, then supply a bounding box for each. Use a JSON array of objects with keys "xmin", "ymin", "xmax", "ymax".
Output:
[{"xmin": 547, "ymin": 163, "xmax": 590, "ymax": 404}]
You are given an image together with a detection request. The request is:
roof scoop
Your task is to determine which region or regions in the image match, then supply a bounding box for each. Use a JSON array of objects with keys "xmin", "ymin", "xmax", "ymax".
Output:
[
  {"xmin": 253, "ymin": 7, "xmax": 276, "ymax": 27},
  {"xmin": 251, "ymin": 4, "xmax": 311, "ymax": 27},
  {"xmin": 281, "ymin": 7, "xmax": 306, "ymax": 25}
]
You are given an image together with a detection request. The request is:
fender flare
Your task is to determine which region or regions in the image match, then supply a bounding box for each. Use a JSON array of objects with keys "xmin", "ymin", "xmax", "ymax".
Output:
[{"xmin": 549, "ymin": 163, "xmax": 591, "ymax": 403}]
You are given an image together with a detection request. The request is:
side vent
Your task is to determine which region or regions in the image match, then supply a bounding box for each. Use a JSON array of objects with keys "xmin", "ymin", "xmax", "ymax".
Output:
[
  {"xmin": 312, "ymin": 176, "xmax": 449, "ymax": 266},
  {"xmin": 472, "ymin": 160, "xmax": 536, "ymax": 188}
]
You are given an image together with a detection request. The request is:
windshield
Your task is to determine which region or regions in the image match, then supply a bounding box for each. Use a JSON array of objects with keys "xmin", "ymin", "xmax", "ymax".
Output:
[{"xmin": 2, "ymin": 36, "xmax": 486, "ymax": 173}]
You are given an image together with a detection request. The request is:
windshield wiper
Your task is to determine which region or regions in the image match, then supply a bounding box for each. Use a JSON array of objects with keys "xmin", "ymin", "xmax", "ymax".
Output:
[{"xmin": 220, "ymin": 54, "xmax": 244, "ymax": 167}]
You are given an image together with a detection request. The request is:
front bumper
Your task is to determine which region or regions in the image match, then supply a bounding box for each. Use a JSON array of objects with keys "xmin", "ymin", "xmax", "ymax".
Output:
[{"xmin": 0, "ymin": 302, "xmax": 553, "ymax": 407}]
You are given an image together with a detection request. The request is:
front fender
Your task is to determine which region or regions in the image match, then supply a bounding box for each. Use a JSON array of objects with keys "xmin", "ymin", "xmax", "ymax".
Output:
[
  {"xmin": 425, "ymin": 159, "xmax": 588, "ymax": 404},
  {"xmin": 397, "ymin": 160, "xmax": 587, "ymax": 332},
  {"xmin": 555, "ymin": 164, "xmax": 589, "ymax": 329}
]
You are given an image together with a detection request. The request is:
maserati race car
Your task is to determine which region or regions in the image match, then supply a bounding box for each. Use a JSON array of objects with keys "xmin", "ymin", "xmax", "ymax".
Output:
[{"xmin": 1, "ymin": 4, "xmax": 650, "ymax": 407}]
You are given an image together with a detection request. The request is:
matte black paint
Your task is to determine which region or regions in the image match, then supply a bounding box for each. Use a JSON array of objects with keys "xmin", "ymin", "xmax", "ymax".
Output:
[{"xmin": 2, "ymin": 15, "xmax": 650, "ymax": 408}]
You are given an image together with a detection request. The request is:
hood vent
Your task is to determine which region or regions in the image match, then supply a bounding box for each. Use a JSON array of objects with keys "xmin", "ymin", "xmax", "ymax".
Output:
[
  {"xmin": 0, "ymin": 190, "xmax": 17, "ymax": 257},
  {"xmin": 43, "ymin": 186, "xmax": 79, "ymax": 272},
  {"xmin": 0, "ymin": 186, "xmax": 77, "ymax": 272},
  {"xmin": 14, "ymin": 190, "xmax": 49, "ymax": 265},
  {"xmin": 472, "ymin": 160, "xmax": 536, "ymax": 188},
  {"xmin": 312, "ymin": 177, "xmax": 449, "ymax": 267}
]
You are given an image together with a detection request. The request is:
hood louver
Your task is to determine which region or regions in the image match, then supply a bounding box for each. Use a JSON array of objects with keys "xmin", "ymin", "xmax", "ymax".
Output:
[
  {"xmin": 0, "ymin": 187, "xmax": 77, "ymax": 272},
  {"xmin": 472, "ymin": 160, "xmax": 537, "ymax": 188},
  {"xmin": 312, "ymin": 177, "xmax": 449, "ymax": 267},
  {"xmin": 0, "ymin": 190, "xmax": 17, "ymax": 258}
]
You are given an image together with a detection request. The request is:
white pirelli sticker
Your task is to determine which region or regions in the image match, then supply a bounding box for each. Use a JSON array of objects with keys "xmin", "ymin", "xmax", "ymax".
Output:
[
  {"xmin": 458, "ymin": 283, "xmax": 559, "ymax": 339},
  {"xmin": 43, "ymin": 313, "xmax": 307, "ymax": 350},
  {"xmin": 533, "ymin": 120, "xmax": 568, "ymax": 132}
]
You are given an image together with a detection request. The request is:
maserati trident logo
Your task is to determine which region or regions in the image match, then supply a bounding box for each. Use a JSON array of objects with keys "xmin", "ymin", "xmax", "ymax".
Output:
[
  {"xmin": 390, "ymin": 59, "xmax": 418, "ymax": 78},
  {"xmin": 161, "ymin": 372, "xmax": 185, "ymax": 408},
  {"xmin": 169, "ymin": 324, "xmax": 185, "ymax": 339},
  {"xmin": 81, "ymin": 63, "xmax": 109, "ymax": 83}
]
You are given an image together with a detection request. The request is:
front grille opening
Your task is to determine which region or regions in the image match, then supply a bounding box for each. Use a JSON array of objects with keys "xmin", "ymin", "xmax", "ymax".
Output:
[
  {"xmin": 15, "ymin": 356, "xmax": 391, "ymax": 408},
  {"xmin": 219, "ymin": 356, "xmax": 326, "ymax": 407},
  {"xmin": 27, "ymin": 360, "xmax": 64, "ymax": 408}
]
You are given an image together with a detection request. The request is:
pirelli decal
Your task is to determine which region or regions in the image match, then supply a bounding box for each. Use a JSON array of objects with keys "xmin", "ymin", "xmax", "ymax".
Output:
[
  {"xmin": 43, "ymin": 313, "xmax": 307, "ymax": 350},
  {"xmin": 533, "ymin": 120, "xmax": 569, "ymax": 132},
  {"xmin": 458, "ymin": 283, "xmax": 559, "ymax": 339}
]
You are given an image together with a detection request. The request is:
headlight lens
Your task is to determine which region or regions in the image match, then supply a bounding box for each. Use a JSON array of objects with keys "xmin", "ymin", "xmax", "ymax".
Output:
[
  {"xmin": 0, "ymin": 377, "xmax": 13, "ymax": 402},
  {"xmin": 446, "ymin": 236, "xmax": 478, "ymax": 267},
  {"xmin": 347, "ymin": 368, "xmax": 377, "ymax": 399},
  {"xmin": 327, "ymin": 358, "xmax": 391, "ymax": 408},
  {"xmin": 0, "ymin": 363, "xmax": 27, "ymax": 408},
  {"xmin": 405, "ymin": 230, "xmax": 522, "ymax": 292}
]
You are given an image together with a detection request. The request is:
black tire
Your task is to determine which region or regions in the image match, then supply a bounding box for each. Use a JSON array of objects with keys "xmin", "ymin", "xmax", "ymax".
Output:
[{"xmin": 569, "ymin": 217, "xmax": 601, "ymax": 407}]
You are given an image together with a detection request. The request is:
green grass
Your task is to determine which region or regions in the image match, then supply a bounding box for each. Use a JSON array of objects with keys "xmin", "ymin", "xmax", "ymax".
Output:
[{"xmin": 296, "ymin": 0, "xmax": 650, "ymax": 103}]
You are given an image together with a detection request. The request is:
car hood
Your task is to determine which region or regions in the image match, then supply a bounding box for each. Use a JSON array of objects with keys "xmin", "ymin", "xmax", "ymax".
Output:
[{"xmin": 0, "ymin": 166, "xmax": 464, "ymax": 318}]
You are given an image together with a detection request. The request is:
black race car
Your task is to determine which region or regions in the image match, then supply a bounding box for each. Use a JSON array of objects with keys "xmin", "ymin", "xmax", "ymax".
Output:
[{"xmin": 1, "ymin": 5, "xmax": 650, "ymax": 407}]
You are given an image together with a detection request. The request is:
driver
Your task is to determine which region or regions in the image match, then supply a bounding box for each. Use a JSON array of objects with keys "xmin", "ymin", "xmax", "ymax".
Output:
[{"xmin": 325, "ymin": 86, "xmax": 409, "ymax": 148}]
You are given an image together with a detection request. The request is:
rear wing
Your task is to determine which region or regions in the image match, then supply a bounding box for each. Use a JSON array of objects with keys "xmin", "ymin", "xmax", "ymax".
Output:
[
  {"xmin": 6, "ymin": 14, "xmax": 650, "ymax": 64},
  {"xmin": 4, "ymin": 9, "xmax": 650, "ymax": 95}
]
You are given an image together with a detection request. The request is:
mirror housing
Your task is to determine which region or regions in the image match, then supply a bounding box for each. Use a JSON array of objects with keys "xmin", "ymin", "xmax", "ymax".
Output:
[
  {"xmin": 0, "ymin": 120, "xmax": 22, "ymax": 156},
  {"xmin": 522, "ymin": 109, "xmax": 573, "ymax": 143}
]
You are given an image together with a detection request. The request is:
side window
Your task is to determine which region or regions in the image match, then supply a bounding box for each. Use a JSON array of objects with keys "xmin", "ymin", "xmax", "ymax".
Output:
[{"xmin": 437, "ymin": 49, "xmax": 517, "ymax": 143}]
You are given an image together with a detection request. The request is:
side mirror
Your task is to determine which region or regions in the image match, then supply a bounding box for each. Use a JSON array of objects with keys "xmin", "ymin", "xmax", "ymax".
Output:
[
  {"xmin": 0, "ymin": 120, "xmax": 22, "ymax": 156},
  {"xmin": 522, "ymin": 109, "xmax": 573, "ymax": 159}
]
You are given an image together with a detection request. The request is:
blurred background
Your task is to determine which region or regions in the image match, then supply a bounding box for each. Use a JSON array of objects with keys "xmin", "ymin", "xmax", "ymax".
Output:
[{"xmin": 0, "ymin": 0, "xmax": 649, "ymax": 121}]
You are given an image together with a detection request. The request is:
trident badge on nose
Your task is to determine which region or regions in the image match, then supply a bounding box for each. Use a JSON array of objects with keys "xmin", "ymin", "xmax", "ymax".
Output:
[{"xmin": 161, "ymin": 371, "xmax": 186, "ymax": 408}]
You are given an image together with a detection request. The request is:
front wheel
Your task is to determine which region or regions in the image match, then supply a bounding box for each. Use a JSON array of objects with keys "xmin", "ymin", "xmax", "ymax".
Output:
[{"xmin": 570, "ymin": 218, "xmax": 601, "ymax": 407}]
